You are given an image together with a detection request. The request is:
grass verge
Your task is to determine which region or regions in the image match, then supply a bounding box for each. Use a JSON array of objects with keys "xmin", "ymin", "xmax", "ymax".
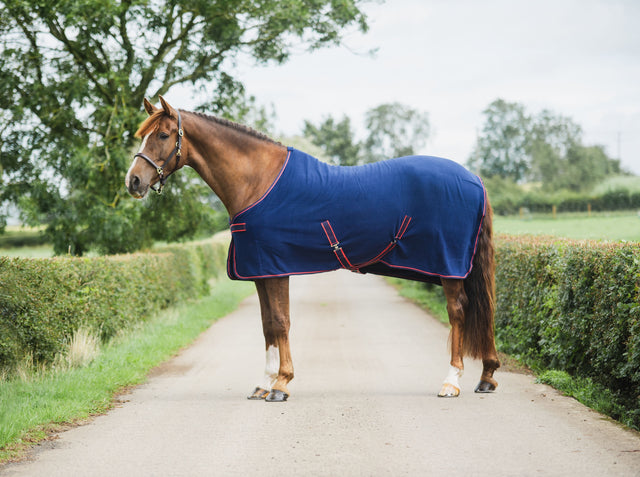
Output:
[
  {"xmin": 0, "ymin": 278, "xmax": 255, "ymax": 463},
  {"xmin": 538, "ymin": 370, "xmax": 640, "ymax": 430},
  {"xmin": 386, "ymin": 277, "xmax": 449, "ymax": 324}
]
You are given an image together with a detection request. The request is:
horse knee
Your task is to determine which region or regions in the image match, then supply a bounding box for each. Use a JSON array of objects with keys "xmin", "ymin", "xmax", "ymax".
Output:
[{"xmin": 271, "ymin": 312, "xmax": 290, "ymax": 335}]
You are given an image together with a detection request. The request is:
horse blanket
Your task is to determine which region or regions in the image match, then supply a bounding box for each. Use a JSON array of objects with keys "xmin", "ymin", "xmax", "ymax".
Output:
[{"xmin": 227, "ymin": 147, "xmax": 486, "ymax": 283}]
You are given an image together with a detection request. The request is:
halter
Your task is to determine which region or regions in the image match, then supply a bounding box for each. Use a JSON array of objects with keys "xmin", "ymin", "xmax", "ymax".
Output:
[{"xmin": 134, "ymin": 110, "xmax": 184, "ymax": 194}]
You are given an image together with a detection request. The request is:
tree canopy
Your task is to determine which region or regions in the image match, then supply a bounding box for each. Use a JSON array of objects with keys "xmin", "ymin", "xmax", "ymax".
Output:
[
  {"xmin": 303, "ymin": 103, "xmax": 431, "ymax": 166},
  {"xmin": 0, "ymin": 0, "xmax": 369, "ymax": 254},
  {"xmin": 303, "ymin": 115, "xmax": 361, "ymax": 166},
  {"xmin": 363, "ymin": 102, "xmax": 430, "ymax": 163},
  {"xmin": 468, "ymin": 98, "xmax": 622, "ymax": 191}
]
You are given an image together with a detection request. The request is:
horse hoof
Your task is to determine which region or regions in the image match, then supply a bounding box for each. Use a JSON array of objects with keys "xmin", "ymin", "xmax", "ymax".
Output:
[
  {"xmin": 474, "ymin": 380, "xmax": 497, "ymax": 393},
  {"xmin": 265, "ymin": 389, "xmax": 289, "ymax": 402},
  {"xmin": 437, "ymin": 383, "xmax": 460, "ymax": 398},
  {"xmin": 247, "ymin": 387, "xmax": 269, "ymax": 400}
]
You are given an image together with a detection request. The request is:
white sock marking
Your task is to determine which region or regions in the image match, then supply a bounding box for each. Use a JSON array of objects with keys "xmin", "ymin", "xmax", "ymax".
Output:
[
  {"xmin": 261, "ymin": 345, "xmax": 280, "ymax": 391},
  {"xmin": 443, "ymin": 365, "xmax": 464, "ymax": 389}
]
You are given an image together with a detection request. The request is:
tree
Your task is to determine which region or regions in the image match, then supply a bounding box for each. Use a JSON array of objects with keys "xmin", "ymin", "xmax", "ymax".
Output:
[
  {"xmin": 468, "ymin": 99, "xmax": 621, "ymax": 191},
  {"xmin": 528, "ymin": 109, "xmax": 583, "ymax": 187},
  {"xmin": 0, "ymin": 0, "xmax": 369, "ymax": 254},
  {"xmin": 467, "ymin": 99, "xmax": 531, "ymax": 182},
  {"xmin": 303, "ymin": 115, "xmax": 361, "ymax": 165},
  {"xmin": 363, "ymin": 103, "xmax": 430, "ymax": 163}
]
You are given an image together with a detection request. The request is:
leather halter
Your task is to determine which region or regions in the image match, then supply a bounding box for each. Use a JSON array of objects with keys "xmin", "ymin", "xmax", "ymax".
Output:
[{"xmin": 133, "ymin": 110, "xmax": 184, "ymax": 194}]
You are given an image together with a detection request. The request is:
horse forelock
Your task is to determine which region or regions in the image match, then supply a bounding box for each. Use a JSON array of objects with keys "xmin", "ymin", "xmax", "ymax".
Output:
[{"xmin": 135, "ymin": 110, "xmax": 165, "ymax": 138}]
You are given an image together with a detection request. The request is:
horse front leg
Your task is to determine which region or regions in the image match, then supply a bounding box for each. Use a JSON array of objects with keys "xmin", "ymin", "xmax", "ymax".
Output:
[
  {"xmin": 438, "ymin": 279, "xmax": 468, "ymax": 397},
  {"xmin": 247, "ymin": 277, "xmax": 294, "ymax": 402}
]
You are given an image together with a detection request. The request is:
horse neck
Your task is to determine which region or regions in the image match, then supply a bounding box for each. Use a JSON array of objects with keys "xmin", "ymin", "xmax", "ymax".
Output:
[{"xmin": 182, "ymin": 112, "xmax": 287, "ymax": 217}]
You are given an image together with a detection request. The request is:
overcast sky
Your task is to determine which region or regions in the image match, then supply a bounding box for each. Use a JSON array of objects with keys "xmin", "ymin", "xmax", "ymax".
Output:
[{"xmin": 177, "ymin": 0, "xmax": 640, "ymax": 174}]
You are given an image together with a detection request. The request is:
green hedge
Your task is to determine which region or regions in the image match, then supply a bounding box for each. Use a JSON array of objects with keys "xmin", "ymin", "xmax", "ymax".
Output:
[
  {"xmin": 495, "ymin": 235, "xmax": 640, "ymax": 427},
  {"xmin": 491, "ymin": 188, "xmax": 640, "ymax": 215},
  {"xmin": 0, "ymin": 238, "xmax": 228, "ymax": 374}
]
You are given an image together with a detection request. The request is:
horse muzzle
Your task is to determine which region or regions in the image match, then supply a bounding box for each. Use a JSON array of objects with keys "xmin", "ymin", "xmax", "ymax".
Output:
[{"xmin": 125, "ymin": 172, "xmax": 150, "ymax": 199}]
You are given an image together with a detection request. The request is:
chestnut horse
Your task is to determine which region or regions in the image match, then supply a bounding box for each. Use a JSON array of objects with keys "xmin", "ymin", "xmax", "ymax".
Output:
[{"xmin": 125, "ymin": 96, "xmax": 500, "ymax": 402}]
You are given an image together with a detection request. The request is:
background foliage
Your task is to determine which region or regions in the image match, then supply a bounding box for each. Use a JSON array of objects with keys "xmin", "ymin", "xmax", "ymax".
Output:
[
  {"xmin": 303, "ymin": 102, "xmax": 430, "ymax": 165},
  {"xmin": 467, "ymin": 99, "xmax": 623, "ymax": 191},
  {"xmin": 0, "ymin": 0, "xmax": 369, "ymax": 255},
  {"xmin": 484, "ymin": 175, "xmax": 640, "ymax": 215}
]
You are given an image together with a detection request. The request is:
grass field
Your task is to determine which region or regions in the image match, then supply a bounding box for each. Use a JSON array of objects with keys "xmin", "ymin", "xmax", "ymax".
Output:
[
  {"xmin": 0, "ymin": 226, "xmax": 53, "ymax": 257},
  {"xmin": 493, "ymin": 210, "xmax": 639, "ymax": 242}
]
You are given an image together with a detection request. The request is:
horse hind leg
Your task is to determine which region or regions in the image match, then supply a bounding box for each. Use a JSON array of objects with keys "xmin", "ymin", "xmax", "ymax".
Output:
[
  {"xmin": 476, "ymin": 346, "xmax": 500, "ymax": 393},
  {"xmin": 438, "ymin": 279, "xmax": 467, "ymax": 398}
]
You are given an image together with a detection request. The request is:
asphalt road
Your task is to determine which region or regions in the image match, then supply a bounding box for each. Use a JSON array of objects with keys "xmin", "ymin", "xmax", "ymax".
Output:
[{"xmin": 4, "ymin": 271, "xmax": 640, "ymax": 476}]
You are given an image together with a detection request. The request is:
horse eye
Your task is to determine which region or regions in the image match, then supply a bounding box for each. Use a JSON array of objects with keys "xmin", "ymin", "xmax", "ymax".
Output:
[{"xmin": 158, "ymin": 132, "xmax": 170, "ymax": 139}]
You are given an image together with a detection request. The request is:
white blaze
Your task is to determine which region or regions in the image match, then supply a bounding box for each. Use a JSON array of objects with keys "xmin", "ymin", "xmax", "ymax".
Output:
[{"xmin": 125, "ymin": 133, "xmax": 151, "ymax": 188}]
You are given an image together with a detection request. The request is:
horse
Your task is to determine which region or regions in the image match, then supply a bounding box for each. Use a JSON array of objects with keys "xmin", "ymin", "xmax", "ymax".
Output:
[{"xmin": 125, "ymin": 96, "xmax": 500, "ymax": 402}]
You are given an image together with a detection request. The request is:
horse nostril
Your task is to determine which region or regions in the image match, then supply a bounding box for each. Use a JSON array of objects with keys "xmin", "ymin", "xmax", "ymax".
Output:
[{"xmin": 131, "ymin": 175, "xmax": 141, "ymax": 191}]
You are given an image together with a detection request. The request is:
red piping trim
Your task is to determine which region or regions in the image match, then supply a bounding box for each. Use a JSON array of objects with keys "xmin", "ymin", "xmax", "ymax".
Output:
[
  {"xmin": 229, "ymin": 241, "xmax": 338, "ymax": 279},
  {"xmin": 230, "ymin": 223, "xmax": 247, "ymax": 233},
  {"xmin": 321, "ymin": 220, "xmax": 339, "ymax": 247},
  {"xmin": 396, "ymin": 215, "xmax": 412, "ymax": 240},
  {"xmin": 320, "ymin": 215, "xmax": 413, "ymax": 272}
]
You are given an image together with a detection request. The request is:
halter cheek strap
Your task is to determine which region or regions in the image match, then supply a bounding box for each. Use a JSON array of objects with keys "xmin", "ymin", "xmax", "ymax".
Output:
[{"xmin": 134, "ymin": 110, "xmax": 184, "ymax": 194}]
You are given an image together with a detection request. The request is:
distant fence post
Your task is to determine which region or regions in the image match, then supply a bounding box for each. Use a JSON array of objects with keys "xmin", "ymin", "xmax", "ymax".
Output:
[
  {"xmin": 552, "ymin": 204, "xmax": 557, "ymax": 219},
  {"xmin": 588, "ymin": 203, "xmax": 591, "ymax": 217}
]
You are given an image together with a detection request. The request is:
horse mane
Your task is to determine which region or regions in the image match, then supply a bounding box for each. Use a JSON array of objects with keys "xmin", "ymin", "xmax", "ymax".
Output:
[
  {"xmin": 190, "ymin": 111, "xmax": 282, "ymax": 146},
  {"xmin": 135, "ymin": 108, "xmax": 281, "ymax": 147}
]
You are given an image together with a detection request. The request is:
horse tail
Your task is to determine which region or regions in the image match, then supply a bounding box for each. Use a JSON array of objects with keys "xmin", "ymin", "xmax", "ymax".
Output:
[{"xmin": 462, "ymin": 194, "xmax": 496, "ymax": 360}]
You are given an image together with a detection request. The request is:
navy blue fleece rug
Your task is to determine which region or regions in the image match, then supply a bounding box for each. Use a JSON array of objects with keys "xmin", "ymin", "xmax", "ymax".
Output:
[{"xmin": 227, "ymin": 147, "xmax": 486, "ymax": 283}]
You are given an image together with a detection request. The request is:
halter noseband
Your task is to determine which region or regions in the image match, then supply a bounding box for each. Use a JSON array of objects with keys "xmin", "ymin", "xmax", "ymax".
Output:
[{"xmin": 134, "ymin": 110, "xmax": 184, "ymax": 194}]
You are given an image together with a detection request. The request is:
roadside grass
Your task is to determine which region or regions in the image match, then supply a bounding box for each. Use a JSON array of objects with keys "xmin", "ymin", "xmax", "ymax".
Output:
[
  {"xmin": 0, "ymin": 278, "xmax": 255, "ymax": 463},
  {"xmin": 493, "ymin": 210, "xmax": 639, "ymax": 241},
  {"xmin": 537, "ymin": 370, "xmax": 639, "ymax": 429},
  {"xmin": 386, "ymin": 278, "xmax": 448, "ymax": 325}
]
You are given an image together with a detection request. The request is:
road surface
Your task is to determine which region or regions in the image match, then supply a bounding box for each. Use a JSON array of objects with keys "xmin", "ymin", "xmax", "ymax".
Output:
[{"xmin": 3, "ymin": 271, "xmax": 640, "ymax": 476}]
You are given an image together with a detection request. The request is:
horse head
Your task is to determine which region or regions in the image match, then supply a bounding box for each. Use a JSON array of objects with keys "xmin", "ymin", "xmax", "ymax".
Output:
[{"xmin": 126, "ymin": 96, "xmax": 185, "ymax": 198}]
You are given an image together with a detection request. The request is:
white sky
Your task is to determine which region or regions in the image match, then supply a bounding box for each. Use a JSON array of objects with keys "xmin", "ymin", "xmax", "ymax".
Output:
[{"xmin": 174, "ymin": 0, "xmax": 640, "ymax": 174}]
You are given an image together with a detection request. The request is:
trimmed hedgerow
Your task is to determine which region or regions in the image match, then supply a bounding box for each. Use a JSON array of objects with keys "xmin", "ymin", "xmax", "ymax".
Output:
[
  {"xmin": 0, "ymin": 239, "xmax": 228, "ymax": 374},
  {"xmin": 495, "ymin": 235, "xmax": 640, "ymax": 428},
  {"xmin": 491, "ymin": 188, "xmax": 640, "ymax": 216}
]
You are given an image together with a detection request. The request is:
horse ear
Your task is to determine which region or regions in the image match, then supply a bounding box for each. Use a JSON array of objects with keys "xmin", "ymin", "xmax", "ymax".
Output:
[
  {"xmin": 143, "ymin": 98, "xmax": 157, "ymax": 116},
  {"xmin": 158, "ymin": 95, "xmax": 177, "ymax": 118}
]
